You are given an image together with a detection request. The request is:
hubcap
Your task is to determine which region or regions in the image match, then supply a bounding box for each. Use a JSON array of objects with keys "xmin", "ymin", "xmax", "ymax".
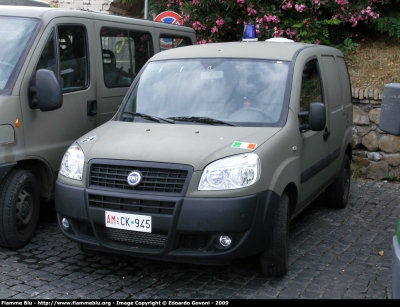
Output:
[{"xmin": 15, "ymin": 187, "xmax": 33, "ymax": 228}]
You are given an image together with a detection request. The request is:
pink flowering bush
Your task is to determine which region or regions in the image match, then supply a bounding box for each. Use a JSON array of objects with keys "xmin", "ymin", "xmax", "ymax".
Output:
[{"xmin": 125, "ymin": 0, "xmax": 396, "ymax": 49}]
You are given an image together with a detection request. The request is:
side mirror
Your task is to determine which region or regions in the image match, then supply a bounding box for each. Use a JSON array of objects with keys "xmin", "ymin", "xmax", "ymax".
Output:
[
  {"xmin": 379, "ymin": 83, "xmax": 400, "ymax": 136},
  {"xmin": 298, "ymin": 102, "xmax": 326, "ymax": 131},
  {"xmin": 29, "ymin": 69, "xmax": 63, "ymax": 111}
]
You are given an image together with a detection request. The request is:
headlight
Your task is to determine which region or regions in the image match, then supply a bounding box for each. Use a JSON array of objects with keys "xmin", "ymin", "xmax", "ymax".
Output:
[
  {"xmin": 199, "ymin": 153, "xmax": 260, "ymax": 190},
  {"xmin": 59, "ymin": 143, "xmax": 84, "ymax": 180}
]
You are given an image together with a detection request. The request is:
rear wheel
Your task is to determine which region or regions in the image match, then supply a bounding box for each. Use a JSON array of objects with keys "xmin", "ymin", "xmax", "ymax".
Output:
[
  {"xmin": 326, "ymin": 154, "xmax": 351, "ymax": 209},
  {"xmin": 260, "ymin": 193, "xmax": 290, "ymax": 277},
  {"xmin": 0, "ymin": 169, "xmax": 40, "ymax": 249}
]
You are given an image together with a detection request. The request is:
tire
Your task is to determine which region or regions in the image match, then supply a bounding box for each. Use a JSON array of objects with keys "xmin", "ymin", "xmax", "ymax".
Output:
[
  {"xmin": 260, "ymin": 193, "xmax": 290, "ymax": 277},
  {"xmin": 326, "ymin": 154, "xmax": 351, "ymax": 209},
  {"xmin": 0, "ymin": 169, "xmax": 40, "ymax": 249}
]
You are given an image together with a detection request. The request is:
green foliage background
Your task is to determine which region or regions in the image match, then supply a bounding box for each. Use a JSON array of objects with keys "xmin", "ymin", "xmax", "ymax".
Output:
[{"xmin": 123, "ymin": 0, "xmax": 400, "ymax": 53}]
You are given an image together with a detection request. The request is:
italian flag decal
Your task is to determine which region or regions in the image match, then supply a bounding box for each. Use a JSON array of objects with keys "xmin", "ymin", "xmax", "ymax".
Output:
[{"xmin": 232, "ymin": 141, "xmax": 257, "ymax": 150}]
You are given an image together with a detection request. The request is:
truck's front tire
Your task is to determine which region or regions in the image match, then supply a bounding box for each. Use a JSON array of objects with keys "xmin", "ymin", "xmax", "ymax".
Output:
[
  {"xmin": 260, "ymin": 193, "xmax": 290, "ymax": 277},
  {"xmin": 0, "ymin": 169, "xmax": 40, "ymax": 249}
]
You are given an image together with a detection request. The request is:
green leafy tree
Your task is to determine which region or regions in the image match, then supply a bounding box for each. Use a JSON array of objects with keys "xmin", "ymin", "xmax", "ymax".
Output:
[
  {"xmin": 123, "ymin": 0, "xmax": 396, "ymax": 51},
  {"xmin": 370, "ymin": 0, "xmax": 400, "ymax": 37}
]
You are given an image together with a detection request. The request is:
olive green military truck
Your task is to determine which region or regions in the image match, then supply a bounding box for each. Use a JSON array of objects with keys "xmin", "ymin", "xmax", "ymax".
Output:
[{"xmin": 0, "ymin": 4, "xmax": 196, "ymax": 249}]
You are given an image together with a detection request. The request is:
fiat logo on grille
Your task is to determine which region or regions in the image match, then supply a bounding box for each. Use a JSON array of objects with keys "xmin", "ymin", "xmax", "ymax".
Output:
[{"xmin": 127, "ymin": 171, "xmax": 142, "ymax": 187}]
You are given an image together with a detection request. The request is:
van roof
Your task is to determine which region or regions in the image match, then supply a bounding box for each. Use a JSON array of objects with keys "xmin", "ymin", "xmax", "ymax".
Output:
[
  {"xmin": 0, "ymin": 0, "xmax": 50, "ymax": 7},
  {"xmin": 149, "ymin": 41, "xmax": 341, "ymax": 62},
  {"xmin": 0, "ymin": 6, "xmax": 195, "ymax": 34},
  {"xmin": 0, "ymin": 5, "xmax": 51, "ymax": 17}
]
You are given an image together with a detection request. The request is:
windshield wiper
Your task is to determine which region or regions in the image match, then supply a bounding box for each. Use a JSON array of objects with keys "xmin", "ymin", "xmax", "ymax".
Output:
[
  {"xmin": 122, "ymin": 112, "xmax": 174, "ymax": 124},
  {"xmin": 166, "ymin": 116, "xmax": 238, "ymax": 126}
]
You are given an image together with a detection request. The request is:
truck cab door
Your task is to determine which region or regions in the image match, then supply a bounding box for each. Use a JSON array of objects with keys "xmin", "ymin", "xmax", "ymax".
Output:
[
  {"xmin": 95, "ymin": 24, "xmax": 156, "ymax": 126},
  {"xmin": 21, "ymin": 18, "xmax": 97, "ymax": 172}
]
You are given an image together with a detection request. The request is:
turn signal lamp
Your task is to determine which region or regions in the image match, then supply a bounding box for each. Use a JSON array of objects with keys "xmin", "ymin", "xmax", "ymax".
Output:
[{"xmin": 243, "ymin": 24, "xmax": 257, "ymax": 42}]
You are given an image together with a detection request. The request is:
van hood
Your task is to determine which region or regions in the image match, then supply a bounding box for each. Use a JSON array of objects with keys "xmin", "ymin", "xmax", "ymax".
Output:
[{"xmin": 78, "ymin": 121, "xmax": 281, "ymax": 171}]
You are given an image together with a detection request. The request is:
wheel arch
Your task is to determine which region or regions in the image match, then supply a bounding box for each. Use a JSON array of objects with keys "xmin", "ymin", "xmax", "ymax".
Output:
[
  {"xmin": 282, "ymin": 182, "xmax": 297, "ymax": 219},
  {"xmin": 13, "ymin": 159, "xmax": 55, "ymax": 201},
  {"xmin": 345, "ymin": 143, "xmax": 352, "ymax": 162}
]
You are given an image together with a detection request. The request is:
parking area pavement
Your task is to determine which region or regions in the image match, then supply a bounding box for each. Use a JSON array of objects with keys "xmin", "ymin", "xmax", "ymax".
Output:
[{"xmin": 0, "ymin": 179, "xmax": 398, "ymax": 299}]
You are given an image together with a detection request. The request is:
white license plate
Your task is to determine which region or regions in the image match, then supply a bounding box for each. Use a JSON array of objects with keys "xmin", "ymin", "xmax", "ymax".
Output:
[{"xmin": 105, "ymin": 211, "xmax": 151, "ymax": 233}]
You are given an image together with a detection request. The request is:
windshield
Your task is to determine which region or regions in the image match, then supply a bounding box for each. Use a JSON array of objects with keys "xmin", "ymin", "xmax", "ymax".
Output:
[
  {"xmin": 0, "ymin": 16, "xmax": 40, "ymax": 92},
  {"xmin": 119, "ymin": 58, "xmax": 290, "ymax": 126}
]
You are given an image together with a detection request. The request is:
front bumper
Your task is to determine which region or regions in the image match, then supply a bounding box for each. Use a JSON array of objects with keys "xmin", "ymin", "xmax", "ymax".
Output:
[
  {"xmin": 55, "ymin": 180, "xmax": 280, "ymax": 265},
  {"xmin": 393, "ymin": 235, "xmax": 400, "ymax": 299}
]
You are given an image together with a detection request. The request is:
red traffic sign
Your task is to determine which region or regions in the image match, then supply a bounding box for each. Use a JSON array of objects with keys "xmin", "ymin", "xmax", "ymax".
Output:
[
  {"xmin": 154, "ymin": 11, "xmax": 183, "ymax": 49},
  {"xmin": 154, "ymin": 11, "xmax": 182, "ymax": 25}
]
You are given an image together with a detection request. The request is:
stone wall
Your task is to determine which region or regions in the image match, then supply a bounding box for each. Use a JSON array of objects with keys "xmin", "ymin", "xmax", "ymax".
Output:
[
  {"xmin": 352, "ymin": 88, "xmax": 400, "ymax": 181},
  {"xmin": 57, "ymin": 0, "xmax": 144, "ymax": 17},
  {"xmin": 57, "ymin": 0, "xmax": 113, "ymax": 13}
]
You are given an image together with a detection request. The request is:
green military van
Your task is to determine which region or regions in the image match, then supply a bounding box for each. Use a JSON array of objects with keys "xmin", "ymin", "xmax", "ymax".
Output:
[
  {"xmin": 55, "ymin": 26, "xmax": 353, "ymax": 276},
  {"xmin": 0, "ymin": 4, "xmax": 196, "ymax": 249}
]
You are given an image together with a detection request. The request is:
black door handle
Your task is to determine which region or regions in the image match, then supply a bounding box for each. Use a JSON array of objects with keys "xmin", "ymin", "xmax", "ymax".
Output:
[
  {"xmin": 87, "ymin": 99, "xmax": 97, "ymax": 116},
  {"xmin": 323, "ymin": 127, "xmax": 330, "ymax": 141}
]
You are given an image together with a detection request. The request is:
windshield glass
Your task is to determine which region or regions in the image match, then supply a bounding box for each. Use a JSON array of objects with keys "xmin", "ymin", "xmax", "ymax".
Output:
[
  {"xmin": 0, "ymin": 16, "xmax": 40, "ymax": 91},
  {"xmin": 119, "ymin": 58, "xmax": 289, "ymax": 126}
]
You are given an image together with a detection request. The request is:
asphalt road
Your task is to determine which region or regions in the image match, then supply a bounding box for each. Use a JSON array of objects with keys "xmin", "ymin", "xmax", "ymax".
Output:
[{"xmin": 0, "ymin": 179, "xmax": 398, "ymax": 299}]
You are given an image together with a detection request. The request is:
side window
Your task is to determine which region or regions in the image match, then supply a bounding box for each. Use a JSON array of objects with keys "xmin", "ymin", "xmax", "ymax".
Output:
[
  {"xmin": 36, "ymin": 30, "xmax": 56, "ymax": 74},
  {"xmin": 336, "ymin": 56, "xmax": 352, "ymax": 103},
  {"xmin": 159, "ymin": 36, "xmax": 192, "ymax": 51},
  {"xmin": 35, "ymin": 25, "xmax": 88, "ymax": 92},
  {"xmin": 101, "ymin": 28, "xmax": 154, "ymax": 88},
  {"xmin": 300, "ymin": 59, "xmax": 323, "ymax": 125},
  {"xmin": 59, "ymin": 26, "xmax": 88, "ymax": 90}
]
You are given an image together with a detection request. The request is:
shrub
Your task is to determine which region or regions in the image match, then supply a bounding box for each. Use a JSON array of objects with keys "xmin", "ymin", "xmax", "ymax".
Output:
[{"xmin": 124, "ymin": 0, "xmax": 399, "ymax": 51}]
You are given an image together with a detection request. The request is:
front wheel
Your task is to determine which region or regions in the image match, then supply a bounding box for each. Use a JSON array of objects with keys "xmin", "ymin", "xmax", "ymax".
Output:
[
  {"xmin": 260, "ymin": 193, "xmax": 290, "ymax": 277},
  {"xmin": 326, "ymin": 154, "xmax": 351, "ymax": 209},
  {"xmin": 0, "ymin": 169, "xmax": 40, "ymax": 249}
]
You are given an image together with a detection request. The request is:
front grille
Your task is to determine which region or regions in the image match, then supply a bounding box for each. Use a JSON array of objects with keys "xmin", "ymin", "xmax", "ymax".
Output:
[
  {"xmin": 104, "ymin": 227, "xmax": 167, "ymax": 248},
  {"xmin": 88, "ymin": 194, "xmax": 176, "ymax": 215},
  {"xmin": 178, "ymin": 234, "xmax": 210, "ymax": 250},
  {"xmin": 90, "ymin": 162, "xmax": 190, "ymax": 194},
  {"xmin": 74, "ymin": 221, "xmax": 94, "ymax": 237}
]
